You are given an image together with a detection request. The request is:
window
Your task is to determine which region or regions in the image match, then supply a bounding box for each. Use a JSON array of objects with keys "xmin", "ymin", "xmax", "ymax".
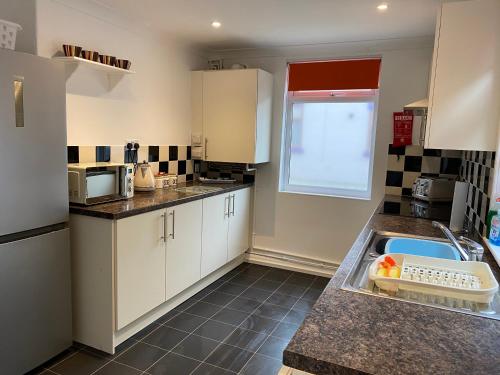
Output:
[{"xmin": 280, "ymin": 59, "xmax": 381, "ymax": 199}]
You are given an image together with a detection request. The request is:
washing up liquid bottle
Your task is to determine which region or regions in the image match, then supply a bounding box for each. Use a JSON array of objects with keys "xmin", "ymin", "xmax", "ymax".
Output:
[
  {"xmin": 486, "ymin": 197, "xmax": 500, "ymax": 237},
  {"xmin": 489, "ymin": 215, "xmax": 500, "ymax": 246}
]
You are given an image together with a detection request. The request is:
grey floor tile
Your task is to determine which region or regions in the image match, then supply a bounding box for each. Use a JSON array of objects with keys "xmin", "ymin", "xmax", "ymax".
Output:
[
  {"xmin": 142, "ymin": 326, "xmax": 189, "ymax": 350},
  {"xmin": 223, "ymin": 327, "xmax": 268, "ymax": 352},
  {"xmin": 211, "ymin": 308, "xmax": 249, "ymax": 326},
  {"xmin": 254, "ymin": 302, "xmax": 290, "ymax": 321},
  {"xmin": 282, "ymin": 309, "xmax": 308, "ymax": 325},
  {"xmin": 185, "ymin": 301, "xmax": 222, "ymax": 318},
  {"xmin": 275, "ymin": 283, "xmax": 307, "ymax": 298},
  {"xmin": 263, "ymin": 269, "xmax": 292, "ymax": 282},
  {"xmin": 93, "ymin": 361, "xmax": 142, "ymax": 375},
  {"xmin": 148, "ymin": 352, "xmax": 200, "ymax": 375},
  {"xmin": 270, "ymin": 321, "xmax": 300, "ymax": 341},
  {"xmin": 266, "ymin": 293, "xmax": 299, "ymax": 309},
  {"xmin": 193, "ymin": 319, "xmax": 236, "ymax": 341},
  {"xmin": 205, "ymin": 344, "xmax": 254, "ymax": 372},
  {"xmin": 257, "ymin": 335, "xmax": 289, "ymax": 359},
  {"xmin": 294, "ymin": 297, "xmax": 315, "ymax": 312},
  {"xmin": 310, "ymin": 276, "xmax": 330, "ymax": 290},
  {"xmin": 302, "ymin": 287, "xmax": 323, "ymax": 301},
  {"xmin": 114, "ymin": 342, "xmax": 166, "ymax": 371},
  {"xmin": 191, "ymin": 288, "xmax": 213, "ymax": 300},
  {"xmin": 171, "ymin": 335, "xmax": 220, "ymax": 361},
  {"xmin": 240, "ymin": 314, "xmax": 279, "ymax": 334},
  {"xmin": 240, "ymin": 353, "xmax": 282, "ymax": 375},
  {"xmin": 240, "ymin": 287, "xmax": 273, "ymax": 302},
  {"xmin": 50, "ymin": 351, "xmax": 109, "ymax": 375},
  {"xmin": 130, "ymin": 323, "xmax": 162, "ymax": 341},
  {"xmin": 252, "ymin": 279, "xmax": 282, "ymax": 292},
  {"xmin": 154, "ymin": 309, "xmax": 180, "ymax": 324},
  {"xmin": 163, "ymin": 312, "xmax": 207, "ymax": 332},
  {"xmin": 230, "ymin": 273, "xmax": 262, "ymax": 286},
  {"xmin": 191, "ymin": 363, "xmax": 234, "ymax": 374},
  {"xmin": 226, "ymin": 297, "xmax": 262, "ymax": 313},
  {"xmin": 202, "ymin": 291, "xmax": 236, "ymax": 306},
  {"xmin": 205, "ymin": 279, "xmax": 226, "ymax": 290},
  {"xmin": 215, "ymin": 282, "xmax": 248, "ymax": 296},
  {"xmin": 285, "ymin": 274, "xmax": 315, "ymax": 288},
  {"xmin": 173, "ymin": 298, "xmax": 198, "ymax": 312}
]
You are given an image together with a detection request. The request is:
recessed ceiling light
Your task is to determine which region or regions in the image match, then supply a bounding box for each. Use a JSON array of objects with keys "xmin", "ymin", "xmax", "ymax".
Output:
[
  {"xmin": 377, "ymin": 3, "xmax": 388, "ymax": 11},
  {"xmin": 211, "ymin": 21, "xmax": 221, "ymax": 29}
]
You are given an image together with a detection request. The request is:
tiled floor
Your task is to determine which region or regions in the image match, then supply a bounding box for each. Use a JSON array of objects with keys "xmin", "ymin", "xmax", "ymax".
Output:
[{"xmin": 31, "ymin": 263, "xmax": 330, "ymax": 375}]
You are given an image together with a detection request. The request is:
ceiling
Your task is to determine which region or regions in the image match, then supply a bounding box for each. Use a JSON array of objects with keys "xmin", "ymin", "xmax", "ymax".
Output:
[{"xmin": 90, "ymin": 0, "xmax": 453, "ymax": 50}]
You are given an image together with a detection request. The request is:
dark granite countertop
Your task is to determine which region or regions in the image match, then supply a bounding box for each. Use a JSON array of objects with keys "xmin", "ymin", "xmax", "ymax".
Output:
[
  {"xmin": 69, "ymin": 181, "xmax": 253, "ymax": 220},
  {"xmin": 284, "ymin": 198, "xmax": 500, "ymax": 375}
]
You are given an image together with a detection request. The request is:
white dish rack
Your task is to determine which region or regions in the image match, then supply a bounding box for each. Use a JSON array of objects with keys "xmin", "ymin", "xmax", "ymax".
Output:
[
  {"xmin": 369, "ymin": 253, "xmax": 498, "ymax": 303},
  {"xmin": 0, "ymin": 20, "xmax": 22, "ymax": 50}
]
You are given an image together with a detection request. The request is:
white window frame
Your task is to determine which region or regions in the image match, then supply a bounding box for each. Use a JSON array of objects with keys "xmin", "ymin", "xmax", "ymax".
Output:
[{"xmin": 279, "ymin": 91, "xmax": 379, "ymax": 200}]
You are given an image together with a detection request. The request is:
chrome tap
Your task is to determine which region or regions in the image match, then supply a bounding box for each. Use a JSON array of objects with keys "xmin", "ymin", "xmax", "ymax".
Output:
[{"xmin": 432, "ymin": 221, "xmax": 484, "ymax": 261}]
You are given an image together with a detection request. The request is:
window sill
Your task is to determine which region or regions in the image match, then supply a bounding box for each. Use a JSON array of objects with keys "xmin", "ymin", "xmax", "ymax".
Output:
[{"xmin": 278, "ymin": 188, "xmax": 371, "ymax": 201}]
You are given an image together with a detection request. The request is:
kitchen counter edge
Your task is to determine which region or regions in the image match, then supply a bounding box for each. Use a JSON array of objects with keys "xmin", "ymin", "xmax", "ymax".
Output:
[
  {"xmin": 69, "ymin": 182, "xmax": 254, "ymax": 220},
  {"xmin": 283, "ymin": 197, "xmax": 500, "ymax": 375}
]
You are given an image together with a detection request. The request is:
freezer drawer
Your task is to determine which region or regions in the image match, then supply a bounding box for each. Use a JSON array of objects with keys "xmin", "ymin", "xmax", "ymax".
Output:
[{"xmin": 0, "ymin": 228, "xmax": 72, "ymax": 374}]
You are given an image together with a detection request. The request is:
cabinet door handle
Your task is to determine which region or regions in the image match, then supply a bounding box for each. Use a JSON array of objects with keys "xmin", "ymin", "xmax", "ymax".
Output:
[
  {"xmin": 231, "ymin": 194, "xmax": 235, "ymax": 216},
  {"xmin": 161, "ymin": 213, "xmax": 166, "ymax": 242},
  {"xmin": 169, "ymin": 210, "xmax": 175, "ymax": 239},
  {"xmin": 224, "ymin": 196, "xmax": 229, "ymax": 217},
  {"xmin": 204, "ymin": 138, "xmax": 208, "ymax": 159}
]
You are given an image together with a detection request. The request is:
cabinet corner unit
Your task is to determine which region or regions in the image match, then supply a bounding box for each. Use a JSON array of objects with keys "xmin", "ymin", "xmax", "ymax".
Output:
[
  {"xmin": 191, "ymin": 69, "xmax": 273, "ymax": 163},
  {"xmin": 69, "ymin": 187, "xmax": 252, "ymax": 354},
  {"xmin": 425, "ymin": 0, "xmax": 500, "ymax": 151}
]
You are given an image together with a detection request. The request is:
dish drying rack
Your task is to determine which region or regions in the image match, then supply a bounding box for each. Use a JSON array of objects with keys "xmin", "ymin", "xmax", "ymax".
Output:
[{"xmin": 369, "ymin": 253, "xmax": 498, "ymax": 303}]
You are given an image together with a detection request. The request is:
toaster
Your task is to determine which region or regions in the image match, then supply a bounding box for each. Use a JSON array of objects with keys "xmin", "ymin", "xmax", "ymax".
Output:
[{"xmin": 412, "ymin": 177, "xmax": 456, "ymax": 202}]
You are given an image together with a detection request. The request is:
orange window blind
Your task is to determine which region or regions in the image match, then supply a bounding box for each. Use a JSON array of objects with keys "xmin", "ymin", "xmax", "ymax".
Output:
[{"xmin": 288, "ymin": 58, "xmax": 381, "ymax": 91}]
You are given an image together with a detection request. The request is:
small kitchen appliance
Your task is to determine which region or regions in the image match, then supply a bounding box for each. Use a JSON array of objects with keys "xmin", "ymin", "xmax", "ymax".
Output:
[
  {"xmin": 68, "ymin": 162, "xmax": 134, "ymax": 205},
  {"xmin": 134, "ymin": 161, "xmax": 156, "ymax": 191},
  {"xmin": 412, "ymin": 177, "xmax": 456, "ymax": 202}
]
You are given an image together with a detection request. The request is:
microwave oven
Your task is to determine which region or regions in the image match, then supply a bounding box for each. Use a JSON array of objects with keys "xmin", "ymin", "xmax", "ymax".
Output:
[{"xmin": 68, "ymin": 163, "xmax": 134, "ymax": 205}]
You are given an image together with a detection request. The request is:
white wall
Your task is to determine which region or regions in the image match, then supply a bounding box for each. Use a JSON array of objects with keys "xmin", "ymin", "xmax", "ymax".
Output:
[
  {"xmin": 35, "ymin": 0, "xmax": 206, "ymax": 146},
  {"xmin": 212, "ymin": 38, "xmax": 433, "ymax": 264}
]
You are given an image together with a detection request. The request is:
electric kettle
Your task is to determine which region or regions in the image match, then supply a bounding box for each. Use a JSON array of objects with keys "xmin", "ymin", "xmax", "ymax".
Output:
[{"xmin": 134, "ymin": 161, "xmax": 155, "ymax": 191}]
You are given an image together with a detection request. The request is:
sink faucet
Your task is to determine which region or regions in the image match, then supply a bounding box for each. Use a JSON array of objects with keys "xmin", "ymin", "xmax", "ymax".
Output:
[{"xmin": 432, "ymin": 221, "xmax": 484, "ymax": 261}]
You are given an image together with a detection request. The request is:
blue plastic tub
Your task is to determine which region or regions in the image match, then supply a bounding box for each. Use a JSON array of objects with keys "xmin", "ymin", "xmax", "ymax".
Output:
[{"xmin": 385, "ymin": 238, "xmax": 460, "ymax": 260}]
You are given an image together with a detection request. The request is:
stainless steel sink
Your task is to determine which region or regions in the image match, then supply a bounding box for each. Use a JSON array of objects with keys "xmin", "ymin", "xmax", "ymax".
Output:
[
  {"xmin": 175, "ymin": 186, "xmax": 223, "ymax": 195},
  {"xmin": 341, "ymin": 231, "xmax": 500, "ymax": 320}
]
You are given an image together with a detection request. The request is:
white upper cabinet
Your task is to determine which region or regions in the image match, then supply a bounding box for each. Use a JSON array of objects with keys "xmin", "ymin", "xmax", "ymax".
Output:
[
  {"xmin": 425, "ymin": 0, "xmax": 500, "ymax": 151},
  {"xmin": 192, "ymin": 69, "xmax": 273, "ymax": 163}
]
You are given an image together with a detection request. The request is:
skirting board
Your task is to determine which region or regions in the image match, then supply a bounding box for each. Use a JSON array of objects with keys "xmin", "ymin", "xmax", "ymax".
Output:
[{"xmin": 246, "ymin": 248, "xmax": 338, "ymax": 277}]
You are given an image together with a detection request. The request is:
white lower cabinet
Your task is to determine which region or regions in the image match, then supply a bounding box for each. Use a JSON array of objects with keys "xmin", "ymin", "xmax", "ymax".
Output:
[
  {"xmin": 201, "ymin": 194, "xmax": 230, "ymax": 278},
  {"xmin": 71, "ymin": 187, "xmax": 252, "ymax": 352},
  {"xmin": 116, "ymin": 209, "xmax": 166, "ymax": 330},
  {"xmin": 201, "ymin": 187, "xmax": 252, "ymax": 277},
  {"xmin": 165, "ymin": 200, "xmax": 203, "ymax": 299},
  {"xmin": 228, "ymin": 188, "xmax": 251, "ymax": 261}
]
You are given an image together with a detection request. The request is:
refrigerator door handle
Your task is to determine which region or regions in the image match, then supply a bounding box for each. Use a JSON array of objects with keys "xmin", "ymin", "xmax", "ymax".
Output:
[{"xmin": 13, "ymin": 76, "xmax": 24, "ymax": 128}]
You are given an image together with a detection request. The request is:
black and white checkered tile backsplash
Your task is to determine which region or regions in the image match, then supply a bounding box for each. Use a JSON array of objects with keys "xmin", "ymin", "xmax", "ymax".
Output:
[
  {"xmin": 385, "ymin": 145, "xmax": 462, "ymax": 196},
  {"xmin": 194, "ymin": 161, "xmax": 255, "ymax": 183},
  {"xmin": 67, "ymin": 145, "xmax": 194, "ymax": 183},
  {"xmin": 460, "ymin": 150, "xmax": 495, "ymax": 236}
]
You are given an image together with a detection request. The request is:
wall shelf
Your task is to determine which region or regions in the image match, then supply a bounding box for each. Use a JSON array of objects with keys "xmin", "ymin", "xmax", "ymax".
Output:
[{"xmin": 53, "ymin": 56, "xmax": 135, "ymax": 75}]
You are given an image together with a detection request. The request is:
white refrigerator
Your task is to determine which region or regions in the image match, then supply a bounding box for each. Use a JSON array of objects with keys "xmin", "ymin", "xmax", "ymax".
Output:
[{"xmin": 0, "ymin": 48, "xmax": 72, "ymax": 374}]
